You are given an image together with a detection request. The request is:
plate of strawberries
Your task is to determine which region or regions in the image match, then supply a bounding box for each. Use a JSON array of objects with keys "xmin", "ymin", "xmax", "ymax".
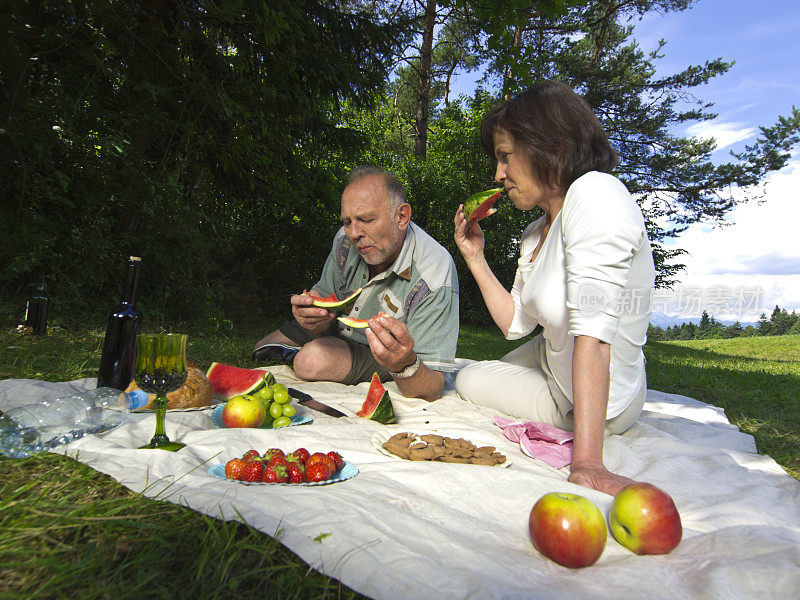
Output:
[{"xmin": 209, "ymin": 446, "xmax": 358, "ymax": 486}]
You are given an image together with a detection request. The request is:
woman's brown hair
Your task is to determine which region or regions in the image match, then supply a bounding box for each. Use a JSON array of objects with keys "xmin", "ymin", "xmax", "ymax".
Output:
[{"xmin": 480, "ymin": 81, "xmax": 618, "ymax": 191}]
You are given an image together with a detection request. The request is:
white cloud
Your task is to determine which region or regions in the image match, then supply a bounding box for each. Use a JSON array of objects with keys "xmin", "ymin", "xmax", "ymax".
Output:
[
  {"xmin": 685, "ymin": 121, "xmax": 756, "ymax": 151},
  {"xmin": 663, "ymin": 159, "xmax": 800, "ymax": 320}
]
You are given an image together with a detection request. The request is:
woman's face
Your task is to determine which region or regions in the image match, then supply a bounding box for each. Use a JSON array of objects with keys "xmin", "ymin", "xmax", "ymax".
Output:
[{"xmin": 493, "ymin": 129, "xmax": 559, "ymax": 214}]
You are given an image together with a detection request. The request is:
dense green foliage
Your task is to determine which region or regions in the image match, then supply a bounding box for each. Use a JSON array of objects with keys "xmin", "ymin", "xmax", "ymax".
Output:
[
  {"xmin": 649, "ymin": 305, "xmax": 800, "ymax": 341},
  {"xmin": 363, "ymin": 0, "xmax": 800, "ymax": 288},
  {"xmin": 2, "ymin": 0, "xmax": 798, "ymax": 327},
  {"xmin": 1, "ymin": 0, "xmax": 402, "ymax": 324}
]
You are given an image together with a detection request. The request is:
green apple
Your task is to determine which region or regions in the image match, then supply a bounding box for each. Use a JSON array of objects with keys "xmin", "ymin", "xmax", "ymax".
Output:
[
  {"xmin": 609, "ymin": 482, "xmax": 682, "ymax": 555},
  {"xmin": 221, "ymin": 394, "xmax": 266, "ymax": 428},
  {"xmin": 528, "ymin": 492, "xmax": 607, "ymax": 568}
]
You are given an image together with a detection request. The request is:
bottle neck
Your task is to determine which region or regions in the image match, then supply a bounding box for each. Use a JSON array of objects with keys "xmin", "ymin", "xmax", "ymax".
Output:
[
  {"xmin": 36, "ymin": 274, "xmax": 46, "ymax": 293},
  {"xmin": 121, "ymin": 258, "xmax": 141, "ymax": 304}
]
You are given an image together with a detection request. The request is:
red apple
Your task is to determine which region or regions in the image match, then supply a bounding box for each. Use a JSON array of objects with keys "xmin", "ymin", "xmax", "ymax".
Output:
[
  {"xmin": 222, "ymin": 394, "xmax": 266, "ymax": 428},
  {"xmin": 609, "ymin": 482, "xmax": 682, "ymax": 555},
  {"xmin": 528, "ymin": 492, "xmax": 607, "ymax": 568}
]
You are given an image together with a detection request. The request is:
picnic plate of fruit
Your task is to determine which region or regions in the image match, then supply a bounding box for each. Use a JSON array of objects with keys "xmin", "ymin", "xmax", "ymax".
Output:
[
  {"xmin": 211, "ymin": 403, "xmax": 312, "ymax": 429},
  {"xmin": 208, "ymin": 461, "xmax": 358, "ymax": 486}
]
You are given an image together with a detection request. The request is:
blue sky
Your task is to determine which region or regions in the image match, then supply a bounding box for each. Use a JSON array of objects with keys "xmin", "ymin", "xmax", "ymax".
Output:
[
  {"xmin": 632, "ymin": 0, "xmax": 800, "ymax": 320},
  {"xmin": 451, "ymin": 0, "xmax": 800, "ymax": 320}
]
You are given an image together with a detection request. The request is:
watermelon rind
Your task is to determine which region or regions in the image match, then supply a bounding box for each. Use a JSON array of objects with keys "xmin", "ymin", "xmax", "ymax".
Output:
[
  {"xmin": 337, "ymin": 315, "xmax": 370, "ymax": 328},
  {"xmin": 357, "ymin": 372, "xmax": 396, "ymax": 424},
  {"xmin": 305, "ymin": 288, "xmax": 362, "ymax": 309},
  {"xmin": 338, "ymin": 311, "xmax": 388, "ymax": 329},
  {"xmin": 367, "ymin": 391, "xmax": 396, "ymax": 424},
  {"xmin": 206, "ymin": 362, "xmax": 272, "ymax": 400},
  {"xmin": 263, "ymin": 370, "xmax": 276, "ymax": 388},
  {"xmin": 464, "ymin": 188, "xmax": 502, "ymax": 222}
]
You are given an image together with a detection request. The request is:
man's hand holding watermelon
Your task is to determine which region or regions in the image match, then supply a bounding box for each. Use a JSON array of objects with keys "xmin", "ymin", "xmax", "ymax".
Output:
[
  {"xmin": 290, "ymin": 289, "xmax": 336, "ymax": 335},
  {"xmin": 365, "ymin": 313, "xmax": 446, "ymax": 402},
  {"xmin": 252, "ymin": 166, "xmax": 459, "ymax": 402}
]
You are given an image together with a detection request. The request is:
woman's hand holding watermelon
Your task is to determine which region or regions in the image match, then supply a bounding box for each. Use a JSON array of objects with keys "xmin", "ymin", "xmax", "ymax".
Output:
[
  {"xmin": 453, "ymin": 203, "xmax": 486, "ymax": 266},
  {"xmin": 291, "ymin": 289, "xmax": 335, "ymax": 335}
]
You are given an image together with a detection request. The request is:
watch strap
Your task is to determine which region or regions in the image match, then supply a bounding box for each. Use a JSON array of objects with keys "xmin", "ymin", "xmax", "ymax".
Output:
[{"xmin": 390, "ymin": 356, "xmax": 421, "ymax": 379}]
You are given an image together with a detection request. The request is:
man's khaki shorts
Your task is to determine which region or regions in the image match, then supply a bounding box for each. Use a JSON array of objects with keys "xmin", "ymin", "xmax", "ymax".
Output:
[{"xmin": 279, "ymin": 320, "xmax": 391, "ymax": 386}]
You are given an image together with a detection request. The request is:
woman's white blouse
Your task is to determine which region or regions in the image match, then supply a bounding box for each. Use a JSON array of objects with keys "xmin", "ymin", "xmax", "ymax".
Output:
[{"xmin": 507, "ymin": 171, "xmax": 655, "ymax": 418}]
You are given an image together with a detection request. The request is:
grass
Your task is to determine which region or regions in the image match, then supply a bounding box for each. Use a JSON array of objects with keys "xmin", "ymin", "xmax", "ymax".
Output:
[
  {"xmin": 0, "ymin": 314, "xmax": 364, "ymax": 600},
  {"xmin": 644, "ymin": 335, "xmax": 800, "ymax": 479},
  {"xmin": 1, "ymin": 311, "xmax": 798, "ymax": 598}
]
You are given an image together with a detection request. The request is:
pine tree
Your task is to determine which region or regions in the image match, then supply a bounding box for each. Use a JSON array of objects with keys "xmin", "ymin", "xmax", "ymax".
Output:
[
  {"xmin": 699, "ymin": 310, "xmax": 712, "ymax": 335},
  {"xmin": 757, "ymin": 313, "xmax": 773, "ymax": 336},
  {"xmin": 788, "ymin": 316, "xmax": 800, "ymax": 335},
  {"xmin": 771, "ymin": 305, "xmax": 794, "ymax": 335}
]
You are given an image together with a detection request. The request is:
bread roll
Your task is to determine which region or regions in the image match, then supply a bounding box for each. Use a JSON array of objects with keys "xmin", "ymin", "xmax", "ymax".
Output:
[{"xmin": 125, "ymin": 363, "xmax": 213, "ymax": 410}]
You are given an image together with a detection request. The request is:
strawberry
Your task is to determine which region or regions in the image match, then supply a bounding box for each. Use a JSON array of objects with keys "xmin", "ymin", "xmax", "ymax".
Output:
[
  {"xmin": 287, "ymin": 447, "xmax": 310, "ymax": 464},
  {"xmin": 306, "ymin": 462, "xmax": 332, "ymax": 483},
  {"xmin": 286, "ymin": 461, "xmax": 305, "ymax": 484},
  {"xmin": 261, "ymin": 463, "xmax": 289, "ymax": 484},
  {"xmin": 225, "ymin": 458, "xmax": 247, "ymax": 480},
  {"xmin": 267, "ymin": 454, "xmax": 289, "ymax": 469},
  {"xmin": 307, "ymin": 452, "xmax": 337, "ymax": 474},
  {"xmin": 326, "ymin": 451, "xmax": 344, "ymax": 473},
  {"xmin": 261, "ymin": 466, "xmax": 275, "ymax": 483},
  {"xmin": 262, "ymin": 448, "xmax": 285, "ymax": 461},
  {"xmin": 305, "ymin": 452, "xmax": 328, "ymax": 467},
  {"xmin": 241, "ymin": 460, "xmax": 264, "ymax": 483},
  {"xmin": 241, "ymin": 449, "xmax": 261, "ymax": 462},
  {"xmin": 262, "ymin": 466, "xmax": 279, "ymax": 483}
]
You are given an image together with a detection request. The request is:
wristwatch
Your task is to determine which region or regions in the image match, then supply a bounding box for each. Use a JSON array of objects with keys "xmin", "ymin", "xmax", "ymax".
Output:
[{"xmin": 390, "ymin": 356, "xmax": 421, "ymax": 379}]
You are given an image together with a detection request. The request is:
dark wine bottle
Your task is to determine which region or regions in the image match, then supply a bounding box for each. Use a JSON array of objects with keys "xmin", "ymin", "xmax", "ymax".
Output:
[
  {"xmin": 97, "ymin": 256, "xmax": 143, "ymax": 390},
  {"xmin": 24, "ymin": 275, "xmax": 49, "ymax": 335}
]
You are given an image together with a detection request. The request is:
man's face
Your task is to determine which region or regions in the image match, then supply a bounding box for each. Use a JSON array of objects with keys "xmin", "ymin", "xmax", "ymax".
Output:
[{"xmin": 340, "ymin": 175, "xmax": 404, "ymax": 274}]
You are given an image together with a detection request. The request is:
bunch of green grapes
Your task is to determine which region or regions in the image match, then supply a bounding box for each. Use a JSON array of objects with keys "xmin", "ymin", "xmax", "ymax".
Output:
[{"xmin": 250, "ymin": 382, "xmax": 296, "ymax": 428}]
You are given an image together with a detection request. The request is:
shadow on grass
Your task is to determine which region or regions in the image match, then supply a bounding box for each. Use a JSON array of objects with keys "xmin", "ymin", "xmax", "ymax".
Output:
[{"xmin": 648, "ymin": 339, "xmax": 799, "ymax": 366}]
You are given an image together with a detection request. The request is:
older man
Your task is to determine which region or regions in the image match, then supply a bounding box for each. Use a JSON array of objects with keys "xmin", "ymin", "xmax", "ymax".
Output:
[{"xmin": 253, "ymin": 166, "xmax": 459, "ymax": 401}]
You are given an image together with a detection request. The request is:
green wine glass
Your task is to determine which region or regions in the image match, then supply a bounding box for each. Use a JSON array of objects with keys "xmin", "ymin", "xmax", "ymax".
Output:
[{"xmin": 134, "ymin": 333, "xmax": 188, "ymax": 451}]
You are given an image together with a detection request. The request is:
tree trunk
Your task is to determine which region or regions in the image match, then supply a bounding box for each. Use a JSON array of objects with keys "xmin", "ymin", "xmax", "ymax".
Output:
[
  {"xmin": 503, "ymin": 26, "xmax": 524, "ymax": 99},
  {"xmin": 413, "ymin": 0, "xmax": 437, "ymax": 159}
]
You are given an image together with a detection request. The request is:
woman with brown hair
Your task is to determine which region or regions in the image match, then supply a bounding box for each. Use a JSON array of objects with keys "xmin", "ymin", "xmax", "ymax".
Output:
[{"xmin": 454, "ymin": 81, "xmax": 655, "ymax": 496}]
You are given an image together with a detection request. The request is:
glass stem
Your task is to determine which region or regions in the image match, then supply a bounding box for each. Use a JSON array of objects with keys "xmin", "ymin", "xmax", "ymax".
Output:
[{"xmin": 150, "ymin": 395, "xmax": 169, "ymax": 444}]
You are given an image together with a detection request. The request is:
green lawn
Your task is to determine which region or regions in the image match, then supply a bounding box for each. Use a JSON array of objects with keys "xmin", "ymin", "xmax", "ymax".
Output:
[
  {"xmin": 1, "ymin": 313, "xmax": 798, "ymax": 598},
  {"xmin": 644, "ymin": 335, "xmax": 800, "ymax": 479}
]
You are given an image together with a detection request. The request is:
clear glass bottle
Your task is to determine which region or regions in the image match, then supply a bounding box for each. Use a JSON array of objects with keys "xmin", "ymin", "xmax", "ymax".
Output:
[
  {"xmin": 97, "ymin": 257, "xmax": 143, "ymax": 390},
  {"xmin": 0, "ymin": 387, "xmax": 130, "ymax": 458}
]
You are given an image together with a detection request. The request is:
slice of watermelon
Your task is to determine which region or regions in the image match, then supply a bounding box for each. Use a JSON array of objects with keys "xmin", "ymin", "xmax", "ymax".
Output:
[
  {"xmin": 206, "ymin": 362, "xmax": 274, "ymax": 400},
  {"xmin": 337, "ymin": 315, "xmax": 370, "ymax": 328},
  {"xmin": 337, "ymin": 311, "xmax": 388, "ymax": 329},
  {"xmin": 303, "ymin": 288, "xmax": 362, "ymax": 309},
  {"xmin": 357, "ymin": 372, "xmax": 396, "ymax": 424},
  {"xmin": 463, "ymin": 188, "xmax": 502, "ymax": 222}
]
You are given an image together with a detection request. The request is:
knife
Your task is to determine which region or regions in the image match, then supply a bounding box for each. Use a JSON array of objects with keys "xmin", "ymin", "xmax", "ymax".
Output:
[{"xmin": 288, "ymin": 388, "xmax": 346, "ymax": 418}]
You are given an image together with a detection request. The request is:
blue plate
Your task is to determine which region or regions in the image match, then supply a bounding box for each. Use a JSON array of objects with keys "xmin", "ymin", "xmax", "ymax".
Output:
[
  {"xmin": 208, "ymin": 461, "xmax": 358, "ymax": 486},
  {"xmin": 211, "ymin": 403, "xmax": 312, "ymax": 429}
]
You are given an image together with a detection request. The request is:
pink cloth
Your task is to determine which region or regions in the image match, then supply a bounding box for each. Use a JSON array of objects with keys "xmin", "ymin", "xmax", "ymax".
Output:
[{"xmin": 494, "ymin": 416, "xmax": 573, "ymax": 469}]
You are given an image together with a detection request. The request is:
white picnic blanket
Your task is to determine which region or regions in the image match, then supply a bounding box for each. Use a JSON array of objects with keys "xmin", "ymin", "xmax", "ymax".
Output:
[{"xmin": 1, "ymin": 365, "xmax": 799, "ymax": 600}]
